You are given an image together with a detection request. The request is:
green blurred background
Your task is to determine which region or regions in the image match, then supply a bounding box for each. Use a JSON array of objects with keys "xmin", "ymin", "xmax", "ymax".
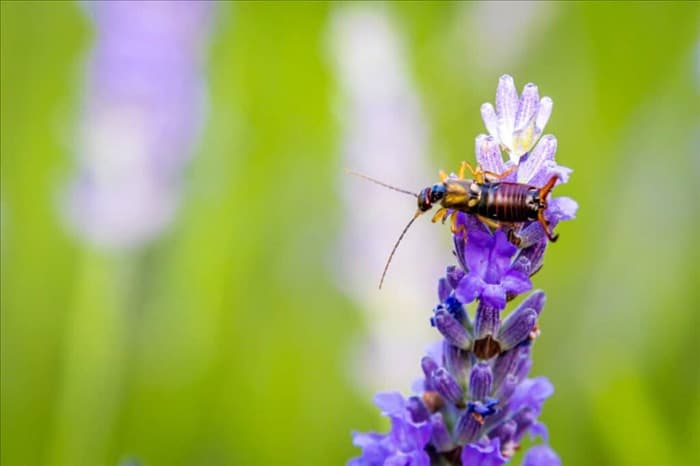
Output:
[{"xmin": 1, "ymin": 1, "xmax": 699, "ymax": 465}]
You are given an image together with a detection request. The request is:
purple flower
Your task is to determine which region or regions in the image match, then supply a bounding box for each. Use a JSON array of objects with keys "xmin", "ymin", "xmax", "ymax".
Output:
[
  {"xmin": 64, "ymin": 1, "xmax": 214, "ymax": 248},
  {"xmin": 348, "ymin": 393, "xmax": 432, "ymax": 466},
  {"xmin": 454, "ymin": 229, "xmax": 532, "ymax": 310}
]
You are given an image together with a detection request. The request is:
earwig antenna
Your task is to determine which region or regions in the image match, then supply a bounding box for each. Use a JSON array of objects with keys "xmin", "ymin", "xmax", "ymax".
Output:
[
  {"xmin": 345, "ymin": 169, "xmax": 418, "ymax": 198},
  {"xmin": 379, "ymin": 211, "xmax": 421, "ymax": 289}
]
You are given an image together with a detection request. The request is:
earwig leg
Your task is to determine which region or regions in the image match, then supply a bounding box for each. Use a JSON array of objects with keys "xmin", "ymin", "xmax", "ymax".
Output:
[
  {"xmin": 431, "ymin": 208, "xmax": 449, "ymax": 223},
  {"xmin": 450, "ymin": 212, "xmax": 466, "ymax": 236},
  {"xmin": 439, "ymin": 170, "xmax": 448, "ymax": 182},
  {"xmin": 477, "ymin": 215, "xmax": 501, "ymax": 230},
  {"xmin": 460, "ymin": 162, "xmax": 484, "ymax": 183},
  {"xmin": 538, "ymin": 174, "xmax": 559, "ymax": 200},
  {"xmin": 537, "ymin": 209, "xmax": 559, "ymax": 242},
  {"xmin": 459, "ymin": 162, "xmax": 484, "ymax": 183},
  {"xmin": 483, "ymin": 165, "xmax": 517, "ymax": 182},
  {"xmin": 536, "ymin": 174, "xmax": 559, "ymax": 242}
]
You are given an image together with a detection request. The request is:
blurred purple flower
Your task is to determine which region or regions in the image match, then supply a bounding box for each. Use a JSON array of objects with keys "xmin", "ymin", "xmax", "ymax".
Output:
[
  {"xmin": 331, "ymin": 7, "xmax": 441, "ymax": 393},
  {"xmin": 64, "ymin": 1, "xmax": 214, "ymax": 248}
]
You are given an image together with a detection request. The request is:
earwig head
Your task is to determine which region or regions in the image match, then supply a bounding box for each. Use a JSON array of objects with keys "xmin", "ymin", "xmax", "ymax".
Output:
[{"xmin": 418, "ymin": 183, "xmax": 446, "ymax": 212}]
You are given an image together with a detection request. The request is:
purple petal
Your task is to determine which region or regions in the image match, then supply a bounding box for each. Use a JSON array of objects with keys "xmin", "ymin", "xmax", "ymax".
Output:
[
  {"xmin": 496, "ymin": 374, "xmax": 519, "ymax": 403},
  {"xmin": 474, "ymin": 301, "xmax": 501, "ymax": 339},
  {"xmin": 465, "ymin": 229, "xmax": 495, "ymax": 275},
  {"xmin": 514, "ymin": 83, "xmax": 540, "ymax": 132},
  {"xmin": 481, "ymin": 103, "xmax": 499, "ymax": 140},
  {"xmin": 461, "ymin": 438, "xmax": 507, "ymax": 466},
  {"xmin": 374, "ymin": 392, "xmax": 406, "ymax": 417},
  {"xmin": 469, "ymin": 362, "xmax": 494, "ymax": 401},
  {"xmin": 481, "ymin": 284, "xmax": 507, "ymax": 310},
  {"xmin": 446, "ymin": 265, "xmax": 465, "ymax": 289},
  {"xmin": 434, "ymin": 308, "xmax": 472, "ymax": 349},
  {"xmin": 438, "ymin": 278, "xmax": 451, "ymax": 303},
  {"xmin": 476, "ymin": 134, "xmax": 505, "ymax": 174},
  {"xmin": 492, "ymin": 348, "xmax": 518, "ymax": 387},
  {"xmin": 498, "ymin": 308, "xmax": 537, "ymax": 350},
  {"xmin": 545, "ymin": 196, "xmax": 578, "ymax": 224},
  {"xmin": 528, "ymin": 160, "xmax": 572, "ymax": 189},
  {"xmin": 352, "ymin": 431, "xmax": 386, "ymax": 449},
  {"xmin": 517, "ymin": 135, "xmax": 557, "ymax": 184},
  {"xmin": 430, "ymin": 412, "xmax": 453, "ymax": 452},
  {"xmin": 509, "ymin": 377, "xmax": 554, "ymax": 415},
  {"xmin": 384, "ymin": 450, "xmax": 431, "ymax": 466},
  {"xmin": 455, "ymin": 410, "xmax": 483, "ymax": 445},
  {"xmin": 529, "ymin": 421, "xmax": 549, "ymax": 442},
  {"xmin": 513, "ymin": 350, "xmax": 533, "ymax": 382},
  {"xmin": 501, "ymin": 269, "xmax": 532, "ymax": 296},
  {"xmin": 433, "ymin": 367, "xmax": 464, "ymax": 405},
  {"xmin": 522, "ymin": 445, "xmax": 561, "ymax": 466},
  {"xmin": 406, "ymin": 396, "xmax": 431, "ymax": 423},
  {"xmin": 421, "ymin": 357, "xmax": 440, "ymax": 390},
  {"xmin": 516, "ymin": 222, "xmax": 547, "ymax": 249},
  {"xmin": 389, "ymin": 415, "xmax": 432, "ymax": 453},
  {"xmin": 487, "ymin": 230, "xmax": 518, "ymax": 278},
  {"xmin": 455, "ymin": 274, "xmax": 485, "ymax": 304},
  {"xmin": 535, "ymin": 97, "xmax": 553, "ymax": 132},
  {"xmin": 513, "ymin": 408, "xmax": 537, "ymax": 441},
  {"xmin": 489, "ymin": 419, "xmax": 517, "ymax": 446},
  {"xmin": 444, "ymin": 341, "xmax": 471, "ymax": 385},
  {"xmin": 517, "ymin": 290, "xmax": 547, "ymax": 316},
  {"xmin": 350, "ymin": 431, "xmax": 391, "ymax": 465},
  {"xmin": 495, "ymin": 74, "xmax": 518, "ymax": 148}
]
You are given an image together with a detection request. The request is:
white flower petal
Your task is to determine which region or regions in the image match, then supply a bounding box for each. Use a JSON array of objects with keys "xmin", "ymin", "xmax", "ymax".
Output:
[
  {"xmin": 535, "ymin": 96, "xmax": 552, "ymax": 132},
  {"xmin": 475, "ymin": 134, "xmax": 505, "ymax": 174},
  {"xmin": 514, "ymin": 83, "xmax": 540, "ymax": 132},
  {"xmin": 511, "ymin": 121, "xmax": 538, "ymax": 160},
  {"xmin": 495, "ymin": 74, "xmax": 518, "ymax": 149},
  {"xmin": 480, "ymin": 103, "xmax": 499, "ymax": 142},
  {"xmin": 517, "ymin": 135, "xmax": 557, "ymax": 184}
]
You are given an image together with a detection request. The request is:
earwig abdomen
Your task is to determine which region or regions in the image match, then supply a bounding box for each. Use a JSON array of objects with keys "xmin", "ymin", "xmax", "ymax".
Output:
[{"xmin": 479, "ymin": 182, "xmax": 540, "ymax": 222}]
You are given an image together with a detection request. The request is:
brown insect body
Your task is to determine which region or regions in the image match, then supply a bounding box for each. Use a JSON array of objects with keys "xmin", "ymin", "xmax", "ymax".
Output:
[
  {"xmin": 417, "ymin": 167, "xmax": 559, "ymax": 242},
  {"xmin": 444, "ymin": 179, "xmax": 542, "ymax": 223}
]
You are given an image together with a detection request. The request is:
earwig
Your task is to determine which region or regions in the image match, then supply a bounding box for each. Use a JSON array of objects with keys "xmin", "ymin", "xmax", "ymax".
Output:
[{"xmin": 346, "ymin": 162, "xmax": 561, "ymax": 288}]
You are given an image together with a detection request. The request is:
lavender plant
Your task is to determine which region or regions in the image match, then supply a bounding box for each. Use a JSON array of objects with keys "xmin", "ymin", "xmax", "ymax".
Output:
[
  {"xmin": 64, "ymin": 1, "xmax": 214, "ymax": 248},
  {"xmin": 348, "ymin": 75, "xmax": 578, "ymax": 466}
]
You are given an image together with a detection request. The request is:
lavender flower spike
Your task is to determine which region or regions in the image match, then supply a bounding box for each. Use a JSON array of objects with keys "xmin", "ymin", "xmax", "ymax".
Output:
[
  {"xmin": 64, "ymin": 1, "xmax": 214, "ymax": 248},
  {"xmin": 349, "ymin": 75, "xmax": 574, "ymax": 465}
]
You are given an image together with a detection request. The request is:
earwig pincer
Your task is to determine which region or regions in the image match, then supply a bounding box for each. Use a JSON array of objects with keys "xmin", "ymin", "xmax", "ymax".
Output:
[{"xmin": 347, "ymin": 162, "xmax": 561, "ymax": 288}]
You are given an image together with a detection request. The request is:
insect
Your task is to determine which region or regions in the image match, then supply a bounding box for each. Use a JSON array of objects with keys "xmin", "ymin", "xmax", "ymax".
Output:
[{"xmin": 347, "ymin": 162, "xmax": 560, "ymax": 289}]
